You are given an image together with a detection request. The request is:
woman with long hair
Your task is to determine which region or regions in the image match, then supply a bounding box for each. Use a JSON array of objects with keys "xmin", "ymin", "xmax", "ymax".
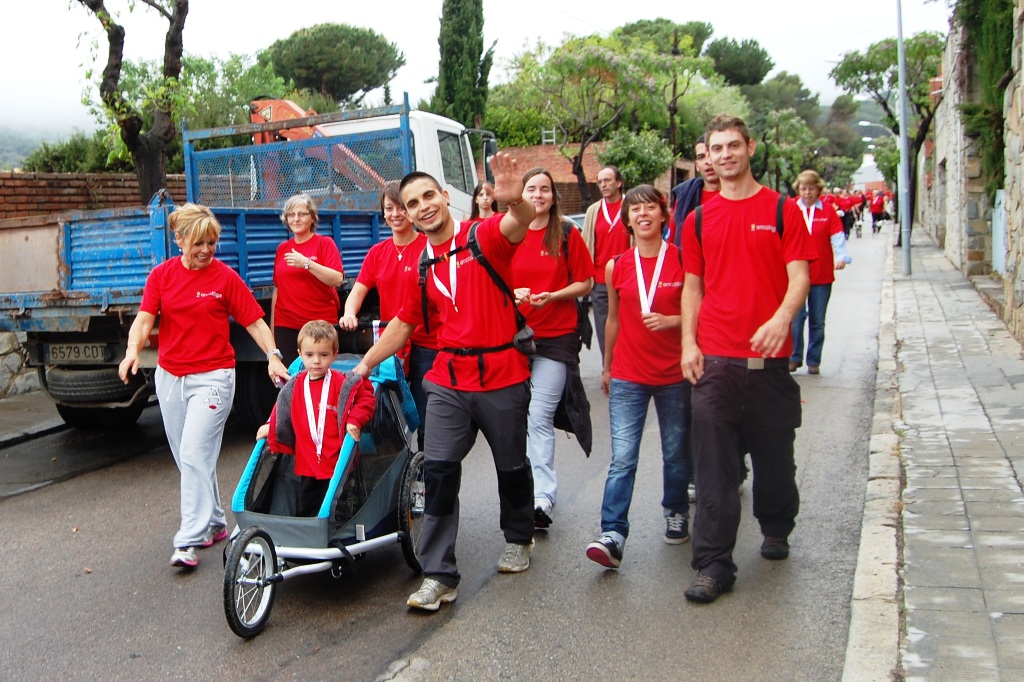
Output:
[
  {"xmin": 271, "ymin": 193, "xmax": 344, "ymax": 366},
  {"xmin": 512, "ymin": 168, "xmax": 594, "ymax": 528},
  {"xmin": 470, "ymin": 181, "xmax": 497, "ymax": 220}
]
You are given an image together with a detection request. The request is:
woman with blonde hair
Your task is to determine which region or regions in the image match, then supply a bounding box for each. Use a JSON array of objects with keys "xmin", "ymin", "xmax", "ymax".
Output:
[
  {"xmin": 119, "ymin": 204, "xmax": 290, "ymax": 570},
  {"xmin": 789, "ymin": 170, "xmax": 851, "ymax": 375},
  {"xmin": 272, "ymin": 193, "xmax": 345, "ymax": 365}
]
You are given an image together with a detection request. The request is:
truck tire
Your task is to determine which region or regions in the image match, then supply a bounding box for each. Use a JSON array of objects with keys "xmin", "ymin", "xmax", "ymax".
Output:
[
  {"xmin": 55, "ymin": 403, "xmax": 146, "ymax": 430},
  {"xmin": 45, "ymin": 367, "xmax": 147, "ymax": 404},
  {"xmin": 232, "ymin": 363, "xmax": 279, "ymax": 432}
]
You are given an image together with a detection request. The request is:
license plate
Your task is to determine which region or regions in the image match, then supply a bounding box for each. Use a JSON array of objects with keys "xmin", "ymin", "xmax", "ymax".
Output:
[{"xmin": 44, "ymin": 343, "xmax": 109, "ymax": 364}]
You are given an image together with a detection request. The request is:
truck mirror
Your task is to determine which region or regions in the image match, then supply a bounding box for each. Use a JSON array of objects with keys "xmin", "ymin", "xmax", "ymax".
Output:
[{"xmin": 483, "ymin": 139, "xmax": 498, "ymax": 183}]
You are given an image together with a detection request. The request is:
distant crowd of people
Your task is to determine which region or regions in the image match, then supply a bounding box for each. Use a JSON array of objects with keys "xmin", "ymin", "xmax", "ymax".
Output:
[{"xmin": 124, "ymin": 112, "xmax": 868, "ymax": 609}]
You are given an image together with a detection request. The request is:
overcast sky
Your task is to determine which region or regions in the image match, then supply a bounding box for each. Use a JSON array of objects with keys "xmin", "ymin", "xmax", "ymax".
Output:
[{"xmin": 2, "ymin": 0, "xmax": 953, "ymax": 137}]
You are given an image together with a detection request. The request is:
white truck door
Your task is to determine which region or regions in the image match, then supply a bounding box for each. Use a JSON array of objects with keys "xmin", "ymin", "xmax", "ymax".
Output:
[{"xmin": 434, "ymin": 129, "xmax": 476, "ymax": 222}]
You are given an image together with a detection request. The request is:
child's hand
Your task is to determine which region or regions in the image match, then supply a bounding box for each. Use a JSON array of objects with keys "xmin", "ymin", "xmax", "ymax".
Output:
[
  {"xmin": 256, "ymin": 423, "xmax": 269, "ymax": 440},
  {"xmin": 346, "ymin": 423, "xmax": 361, "ymax": 441}
]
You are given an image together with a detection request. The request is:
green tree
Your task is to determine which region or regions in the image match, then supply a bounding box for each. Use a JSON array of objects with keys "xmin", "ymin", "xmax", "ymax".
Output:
[
  {"xmin": 596, "ymin": 129, "xmax": 674, "ymax": 187},
  {"xmin": 761, "ymin": 109, "xmax": 826, "ymax": 193},
  {"xmin": 742, "ymin": 72, "xmax": 820, "ymax": 127},
  {"xmin": 88, "ymin": 53, "xmax": 292, "ymax": 173},
  {"xmin": 870, "ymin": 136, "xmax": 900, "ymax": 187},
  {"xmin": 530, "ymin": 36, "xmax": 660, "ymax": 203},
  {"xmin": 262, "ymin": 24, "xmax": 405, "ymax": 106},
  {"xmin": 612, "ymin": 18, "xmax": 713, "ymax": 57},
  {"xmin": 704, "ymin": 38, "xmax": 774, "ymax": 86},
  {"xmin": 830, "ymin": 31, "xmax": 944, "ymax": 226},
  {"xmin": 431, "ymin": 0, "xmax": 496, "ymax": 128},
  {"xmin": 482, "ymin": 103, "xmax": 548, "ymax": 147},
  {"xmin": 77, "ymin": 0, "xmax": 188, "ymax": 203}
]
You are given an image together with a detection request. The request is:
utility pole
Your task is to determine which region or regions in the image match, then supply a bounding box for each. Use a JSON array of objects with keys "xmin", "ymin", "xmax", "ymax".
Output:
[{"xmin": 896, "ymin": 0, "xmax": 913, "ymax": 275}]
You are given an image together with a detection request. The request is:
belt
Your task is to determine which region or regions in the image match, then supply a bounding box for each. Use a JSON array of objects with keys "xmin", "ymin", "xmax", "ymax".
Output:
[{"xmin": 703, "ymin": 355, "xmax": 789, "ymax": 370}]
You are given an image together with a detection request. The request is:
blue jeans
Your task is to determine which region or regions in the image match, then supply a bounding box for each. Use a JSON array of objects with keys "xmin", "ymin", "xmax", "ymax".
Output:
[
  {"xmin": 599, "ymin": 379, "xmax": 691, "ymax": 540},
  {"xmin": 791, "ymin": 283, "xmax": 832, "ymax": 367}
]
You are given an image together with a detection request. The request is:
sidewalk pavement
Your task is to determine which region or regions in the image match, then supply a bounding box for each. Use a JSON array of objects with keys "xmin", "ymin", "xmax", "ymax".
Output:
[
  {"xmin": 3, "ymin": 227, "xmax": 1023, "ymax": 679},
  {"xmin": 844, "ymin": 228, "xmax": 1024, "ymax": 681}
]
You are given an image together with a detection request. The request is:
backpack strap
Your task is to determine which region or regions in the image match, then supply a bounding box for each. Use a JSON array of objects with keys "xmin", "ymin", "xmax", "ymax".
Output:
[
  {"xmin": 465, "ymin": 223, "xmax": 528, "ymax": 331},
  {"xmin": 776, "ymin": 195, "xmax": 786, "ymax": 239}
]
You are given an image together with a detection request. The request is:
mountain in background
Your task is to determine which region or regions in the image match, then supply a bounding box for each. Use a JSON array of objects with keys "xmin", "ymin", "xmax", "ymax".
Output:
[{"xmin": 0, "ymin": 127, "xmax": 68, "ymax": 170}]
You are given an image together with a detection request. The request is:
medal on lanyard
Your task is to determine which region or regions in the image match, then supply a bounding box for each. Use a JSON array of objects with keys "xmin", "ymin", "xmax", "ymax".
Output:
[
  {"xmin": 634, "ymin": 242, "xmax": 667, "ymax": 315},
  {"xmin": 304, "ymin": 370, "xmax": 331, "ymax": 463},
  {"xmin": 601, "ymin": 199, "xmax": 621, "ymax": 232},
  {"xmin": 426, "ymin": 223, "xmax": 461, "ymax": 312},
  {"xmin": 801, "ymin": 204, "xmax": 816, "ymax": 235}
]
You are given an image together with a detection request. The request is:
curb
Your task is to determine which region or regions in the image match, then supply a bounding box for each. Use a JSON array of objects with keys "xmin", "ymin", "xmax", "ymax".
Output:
[{"xmin": 841, "ymin": 238, "xmax": 903, "ymax": 681}]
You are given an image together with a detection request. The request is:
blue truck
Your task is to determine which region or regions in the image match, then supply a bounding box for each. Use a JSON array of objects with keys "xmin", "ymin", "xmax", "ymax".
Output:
[{"xmin": 0, "ymin": 98, "xmax": 493, "ymax": 430}]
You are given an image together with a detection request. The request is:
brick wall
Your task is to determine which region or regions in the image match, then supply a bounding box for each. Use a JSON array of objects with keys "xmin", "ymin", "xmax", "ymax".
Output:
[
  {"xmin": 0, "ymin": 172, "xmax": 187, "ymax": 219},
  {"xmin": 1003, "ymin": 0, "xmax": 1024, "ymax": 343}
]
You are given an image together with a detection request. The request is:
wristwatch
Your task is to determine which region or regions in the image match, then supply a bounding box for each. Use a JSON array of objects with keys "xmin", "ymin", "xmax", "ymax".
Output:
[
  {"xmin": 304, "ymin": 259, "xmax": 311, "ymax": 270},
  {"xmin": 267, "ymin": 349, "xmax": 284, "ymax": 362}
]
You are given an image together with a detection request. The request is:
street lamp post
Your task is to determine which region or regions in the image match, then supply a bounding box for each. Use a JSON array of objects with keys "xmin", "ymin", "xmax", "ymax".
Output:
[{"xmin": 895, "ymin": 0, "xmax": 913, "ymax": 275}]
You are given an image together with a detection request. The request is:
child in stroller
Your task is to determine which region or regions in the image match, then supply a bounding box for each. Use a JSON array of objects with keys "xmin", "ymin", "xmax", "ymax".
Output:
[{"xmin": 256, "ymin": 320, "xmax": 376, "ymax": 517}]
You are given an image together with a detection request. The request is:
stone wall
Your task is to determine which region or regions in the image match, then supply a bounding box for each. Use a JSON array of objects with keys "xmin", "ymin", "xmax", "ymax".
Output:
[
  {"xmin": 1003, "ymin": 0, "xmax": 1024, "ymax": 342},
  {"xmin": 919, "ymin": 25, "xmax": 992, "ymax": 275},
  {"xmin": 0, "ymin": 172, "xmax": 187, "ymax": 219},
  {"xmin": 0, "ymin": 332, "xmax": 38, "ymax": 398}
]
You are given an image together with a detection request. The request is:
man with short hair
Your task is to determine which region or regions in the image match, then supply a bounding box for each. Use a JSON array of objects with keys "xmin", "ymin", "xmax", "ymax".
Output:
[
  {"xmin": 353, "ymin": 153, "xmax": 536, "ymax": 612},
  {"xmin": 679, "ymin": 114, "xmax": 814, "ymax": 604},
  {"xmin": 581, "ymin": 165, "xmax": 629, "ymax": 359},
  {"xmin": 670, "ymin": 135, "xmax": 720, "ymax": 245}
]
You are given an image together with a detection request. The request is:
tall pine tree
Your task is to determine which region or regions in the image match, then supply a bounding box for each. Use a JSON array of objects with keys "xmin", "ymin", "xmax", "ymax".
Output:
[{"xmin": 432, "ymin": 0, "xmax": 495, "ymax": 127}]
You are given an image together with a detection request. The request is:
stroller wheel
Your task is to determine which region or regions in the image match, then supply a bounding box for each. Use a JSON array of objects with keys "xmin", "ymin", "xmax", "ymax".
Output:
[
  {"xmin": 224, "ymin": 526, "xmax": 278, "ymax": 639},
  {"xmin": 398, "ymin": 451, "xmax": 426, "ymax": 573}
]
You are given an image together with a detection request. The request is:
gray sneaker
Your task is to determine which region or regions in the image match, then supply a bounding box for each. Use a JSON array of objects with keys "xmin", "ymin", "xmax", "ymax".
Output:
[
  {"xmin": 497, "ymin": 540, "xmax": 534, "ymax": 573},
  {"xmin": 407, "ymin": 578, "xmax": 458, "ymax": 611}
]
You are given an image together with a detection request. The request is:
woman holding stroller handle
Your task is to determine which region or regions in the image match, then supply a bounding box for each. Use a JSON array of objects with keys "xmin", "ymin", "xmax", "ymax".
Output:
[
  {"xmin": 789, "ymin": 170, "xmax": 851, "ymax": 376},
  {"xmin": 586, "ymin": 185, "xmax": 691, "ymax": 569},
  {"xmin": 340, "ymin": 181, "xmax": 438, "ymax": 450},
  {"xmin": 511, "ymin": 168, "xmax": 594, "ymax": 529},
  {"xmin": 272, "ymin": 193, "xmax": 345, "ymax": 366},
  {"xmin": 118, "ymin": 203, "xmax": 290, "ymax": 570}
]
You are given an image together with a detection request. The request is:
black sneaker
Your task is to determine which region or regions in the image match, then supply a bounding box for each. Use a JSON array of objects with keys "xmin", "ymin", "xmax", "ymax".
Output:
[
  {"xmin": 586, "ymin": 535, "xmax": 623, "ymax": 569},
  {"xmin": 664, "ymin": 513, "xmax": 689, "ymax": 545},
  {"xmin": 761, "ymin": 536, "xmax": 790, "ymax": 560},
  {"xmin": 684, "ymin": 574, "xmax": 732, "ymax": 603},
  {"xmin": 534, "ymin": 507, "xmax": 553, "ymax": 530}
]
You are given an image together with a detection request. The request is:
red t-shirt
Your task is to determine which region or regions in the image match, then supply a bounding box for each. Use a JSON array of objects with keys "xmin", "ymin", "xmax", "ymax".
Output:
[
  {"xmin": 267, "ymin": 369, "xmax": 376, "ymax": 479},
  {"xmin": 870, "ymin": 195, "xmax": 885, "ymax": 213},
  {"xmin": 682, "ymin": 188, "xmax": 816, "ymax": 359},
  {"xmin": 140, "ymin": 257, "xmax": 265, "ymax": 376},
  {"xmin": 512, "ymin": 226, "xmax": 594, "ymax": 339},
  {"xmin": 609, "ymin": 244, "xmax": 685, "ymax": 385},
  {"xmin": 272, "ymin": 234, "xmax": 343, "ymax": 330},
  {"xmin": 396, "ymin": 214, "xmax": 530, "ymax": 391},
  {"xmin": 592, "ymin": 199, "xmax": 630, "ymax": 284},
  {"xmin": 357, "ymin": 234, "xmax": 437, "ymax": 350},
  {"xmin": 796, "ymin": 201, "xmax": 844, "ymax": 285}
]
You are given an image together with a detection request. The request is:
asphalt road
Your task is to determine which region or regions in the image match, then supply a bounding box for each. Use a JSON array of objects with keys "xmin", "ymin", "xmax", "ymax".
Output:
[{"xmin": 0, "ymin": 231, "xmax": 887, "ymax": 681}]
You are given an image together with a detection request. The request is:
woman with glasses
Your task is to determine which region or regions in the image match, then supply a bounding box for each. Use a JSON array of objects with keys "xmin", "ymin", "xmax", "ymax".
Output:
[{"xmin": 272, "ymin": 193, "xmax": 345, "ymax": 365}]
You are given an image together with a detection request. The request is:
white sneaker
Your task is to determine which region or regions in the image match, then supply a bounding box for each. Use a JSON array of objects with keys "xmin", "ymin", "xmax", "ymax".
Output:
[
  {"xmin": 170, "ymin": 547, "xmax": 198, "ymax": 568},
  {"xmin": 407, "ymin": 578, "xmax": 458, "ymax": 611}
]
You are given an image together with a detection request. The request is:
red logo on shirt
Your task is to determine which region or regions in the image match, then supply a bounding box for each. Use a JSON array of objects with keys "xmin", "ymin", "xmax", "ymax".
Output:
[
  {"xmin": 750, "ymin": 224, "xmax": 778, "ymax": 233},
  {"xmin": 195, "ymin": 291, "xmax": 224, "ymax": 299}
]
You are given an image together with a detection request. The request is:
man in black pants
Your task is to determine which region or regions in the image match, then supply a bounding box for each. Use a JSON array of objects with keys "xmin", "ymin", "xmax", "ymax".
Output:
[
  {"xmin": 354, "ymin": 152, "xmax": 536, "ymax": 612},
  {"xmin": 679, "ymin": 114, "xmax": 814, "ymax": 603}
]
